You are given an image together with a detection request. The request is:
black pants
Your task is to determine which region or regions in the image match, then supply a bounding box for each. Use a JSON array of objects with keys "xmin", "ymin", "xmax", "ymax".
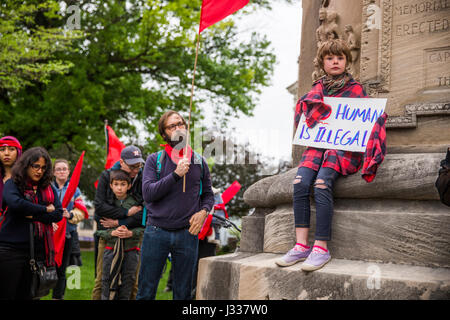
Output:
[
  {"xmin": 0, "ymin": 244, "xmax": 32, "ymax": 300},
  {"xmin": 101, "ymin": 249, "xmax": 140, "ymax": 300},
  {"xmin": 70, "ymin": 231, "xmax": 83, "ymax": 266},
  {"xmin": 52, "ymin": 232, "xmax": 75, "ymax": 299}
]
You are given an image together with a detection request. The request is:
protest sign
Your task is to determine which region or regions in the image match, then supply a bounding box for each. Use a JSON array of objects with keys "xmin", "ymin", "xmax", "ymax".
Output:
[{"xmin": 292, "ymin": 97, "xmax": 387, "ymax": 152}]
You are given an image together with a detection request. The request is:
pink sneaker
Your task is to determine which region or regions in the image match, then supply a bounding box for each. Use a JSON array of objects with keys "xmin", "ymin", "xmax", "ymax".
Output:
[
  {"xmin": 301, "ymin": 246, "xmax": 331, "ymax": 271},
  {"xmin": 275, "ymin": 245, "xmax": 312, "ymax": 267}
]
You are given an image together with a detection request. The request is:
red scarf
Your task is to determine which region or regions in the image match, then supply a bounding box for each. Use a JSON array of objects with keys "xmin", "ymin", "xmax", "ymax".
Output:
[
  {"xmin": 160, "ymin": 144, "xmax": 193, "ymax": 164},
  {"xmin": 23, "ymin": 181, "xmax": 56, "ymax": 267}
]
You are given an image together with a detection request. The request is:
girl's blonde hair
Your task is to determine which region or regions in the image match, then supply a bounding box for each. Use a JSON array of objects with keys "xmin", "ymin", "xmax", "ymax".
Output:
[{"xmin": 316, "ymin": 39, "xmax": 352, "ymax": 71}]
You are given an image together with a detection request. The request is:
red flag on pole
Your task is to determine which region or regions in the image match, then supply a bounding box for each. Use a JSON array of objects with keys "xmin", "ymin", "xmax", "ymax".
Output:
[
  {"xmin": 105, "ymin": 125, "xmax": 126, "ymax": 169},
  {"xmin": 94, "ymin": 125, "xmax": 126, "ymax": 188},
  {"xmin": 199, "ymin": 0, "xmax": 249, "ymax": 33},
  {"xmin": 54, "ymin": 151, "xmax": 85, "ymax": 267},
  {"xmin": 220, "ymin": 180, "xmax": 241, "ymax": 205}
]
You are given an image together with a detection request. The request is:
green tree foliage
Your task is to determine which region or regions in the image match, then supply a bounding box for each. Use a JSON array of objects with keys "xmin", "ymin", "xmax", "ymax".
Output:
[
  {"xmin": 0, "ymin": 1, "xmax": 82, "ymax": 92},
  {"xmin": 0, "ymin": 0, "xmax": 286, "ymax": 200}
]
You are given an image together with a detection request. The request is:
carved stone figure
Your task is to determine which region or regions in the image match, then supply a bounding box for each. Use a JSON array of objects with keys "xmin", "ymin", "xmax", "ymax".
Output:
[
  {"xmin": 344, "ymin": 24, "xmax": 360, "ymax": 78},
  {"xmin": 314, "ymin": 8, "xmax": 341, "ymax": 81},
  {"xmin": 312, "ymin": 57, "xmax": 325, "ymax": 82},
  {"xmin": 316, "ymin": 9, "xmax": 340, "ymax": 48},
  {"xmin": 316, "ymin": 8, "xmax": 328, "ymax": 48},
  {"xmin": 325, "ymin": 11, "xmax": 340, "ymax": 41},
  {"xmin": 365, "ymin": 3, "xmax": 382, "ymax": 31}
]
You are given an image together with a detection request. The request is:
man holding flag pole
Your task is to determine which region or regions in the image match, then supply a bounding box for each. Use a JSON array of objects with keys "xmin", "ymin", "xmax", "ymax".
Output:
[
  {"xmin": 138, "ymin": 110, "xmax": 214, "ymax": 300},
  {"xmin": 137, "ymin": 0, "xmax": 249, "ymax": 300}
]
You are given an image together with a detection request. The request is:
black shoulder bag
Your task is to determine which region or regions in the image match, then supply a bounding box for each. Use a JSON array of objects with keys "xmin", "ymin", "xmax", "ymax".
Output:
[
  {"xmin": 29, "ymin": 223, "xmax": 58, "ymax": 299},
  {"xmin": 436, "ymin": 164, "xmax": 450, "ymax": 207}
]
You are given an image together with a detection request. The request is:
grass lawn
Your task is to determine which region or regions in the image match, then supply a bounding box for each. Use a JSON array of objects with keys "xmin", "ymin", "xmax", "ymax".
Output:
[{"xmin": 42, "ymin": 250, "xmax": 172, "ymax": 300}]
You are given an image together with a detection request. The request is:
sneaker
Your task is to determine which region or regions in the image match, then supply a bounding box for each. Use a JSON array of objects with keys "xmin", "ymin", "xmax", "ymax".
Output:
[
  {"xmin": 275, "ymin": 245, "xmax": 312, "ymax": 267},
  {"xmin": 301, "ymin": 246, "xmax": 331, "ymax": 271}
]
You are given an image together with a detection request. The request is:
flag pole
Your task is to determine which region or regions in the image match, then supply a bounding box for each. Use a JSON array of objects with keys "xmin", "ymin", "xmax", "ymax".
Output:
[
  {"xmin": 104, "ymin": 119, "xmax": 109, "ymax": 156},
  {"xmin": 183, "ymin": 32, "xmax": 201, "ymax": 192}
]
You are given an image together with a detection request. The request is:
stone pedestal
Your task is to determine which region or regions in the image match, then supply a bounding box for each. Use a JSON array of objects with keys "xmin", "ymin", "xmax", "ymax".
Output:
[
  {"xmin": 239, "ymin": 208, "xmax": 273, "ymax": 253},
  {"xmin": 196, "ymin": 153, "xmax": 450, "ymax": 300},
  {"xmin": 197, "ymin": 253, "xmax": 450, "ymax": 300}
]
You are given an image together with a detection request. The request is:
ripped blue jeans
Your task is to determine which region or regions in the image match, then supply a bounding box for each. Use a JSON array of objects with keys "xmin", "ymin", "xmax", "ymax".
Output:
[{"xmin": 293, "ymin": 166, "xmax": 339, "ymax": 241}]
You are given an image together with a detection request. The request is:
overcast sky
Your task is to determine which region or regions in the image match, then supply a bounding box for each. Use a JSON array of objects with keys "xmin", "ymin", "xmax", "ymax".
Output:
[{"xmin": 201, "ymin": 1, "xmax": 303, "ymax": 164}]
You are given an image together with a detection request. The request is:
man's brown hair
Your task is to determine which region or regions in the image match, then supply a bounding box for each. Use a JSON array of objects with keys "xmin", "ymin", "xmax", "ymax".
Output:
[
  {"xmin": 316, "ymin": 39, "xmax": 352, "ymax": 71},
  {"xmin": 158, "ymin": 110, "xmax": 187, "ymax": 142}
]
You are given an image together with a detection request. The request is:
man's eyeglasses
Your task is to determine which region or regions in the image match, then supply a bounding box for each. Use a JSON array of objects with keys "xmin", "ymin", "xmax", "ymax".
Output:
[
  {"xmin": 54, "ymin": 167, "xmax": 68, "ymax": 172},
  {"xmin": 126, "ymin": 163, "xmax": 143, "ymax": 171},
  {"xmin": 165, "ymin": 121, "xmax": 186, "ymax": 131},
  {"xmin": 30, "ymin": 164, "xmax": 47, "ymax": 172}
]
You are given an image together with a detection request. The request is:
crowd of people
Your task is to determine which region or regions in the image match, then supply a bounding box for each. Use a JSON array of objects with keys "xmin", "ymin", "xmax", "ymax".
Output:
[
  {"xmin": 0, "ymin": 39, "xmax": 448, "ymax": 301},
  {"xmin": 0, "ymin": 108, "xmax": 218, "ymax": 301}
]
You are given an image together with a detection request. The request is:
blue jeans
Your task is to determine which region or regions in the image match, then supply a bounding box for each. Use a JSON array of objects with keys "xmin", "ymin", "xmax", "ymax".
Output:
[
  {"xmin": 293, "ymin": 166, "xmax": 339, "ymax": 241},
  {"xmin": 136, "ymin": 225, "xmax": 198, "ymax": 300}
]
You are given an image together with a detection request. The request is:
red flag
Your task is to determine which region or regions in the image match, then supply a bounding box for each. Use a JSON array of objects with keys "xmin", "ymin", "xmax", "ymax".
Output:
[
  {"xmin": 221, "ymin": 180, "xmax": 241, "ymax": 204},
  {"xmin": 54, "ymin": 151, "xmax": 85, "ymax": 267},
  {"xmin": 105, "ymin": 125, "xmax": 126, "ymax": 169},
  {"xmin": 199, "ymin": 0, "xmax": 249, "ymax": 33},
  {"xmin": 198, "ymin": 214, "xmax": 213, "ymax": 240},
  {"xmin": 95, "ymin": 125, "xmax": 125, "ymax": 188}
]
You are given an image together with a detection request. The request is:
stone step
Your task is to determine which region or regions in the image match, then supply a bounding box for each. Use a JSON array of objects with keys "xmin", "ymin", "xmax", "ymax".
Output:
[
  {"xmin": 261, "ymin": 199, "xmax": 450, "ymax": 268},
  {"xmin": 196, "ymin": 252, "xmax": 450, "ymax": 300},
  {"xmin": 244, "ymin": 153, "xmax": 445, "ymax": 208}
]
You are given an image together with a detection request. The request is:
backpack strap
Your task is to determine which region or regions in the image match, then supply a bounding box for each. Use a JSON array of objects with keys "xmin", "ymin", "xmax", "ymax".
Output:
[
  {"xmin": 141, "ymin": 206, "xmax": 147, "ymax": 227},
  {"xmin": 193, "ymin": 152, "xmax": 204, "ymax": 196},
  {"xmin": 156, "ymin": 150, "xmax": 165, "ymax": 181}
]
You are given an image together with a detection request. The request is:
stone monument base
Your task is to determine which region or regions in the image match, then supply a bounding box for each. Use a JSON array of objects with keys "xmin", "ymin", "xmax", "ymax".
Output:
[
  {"xmin": 197, "ymin": 253, "xmax": 450, "ymax": 300},
  {"xmin": 196, "ymin": 152, "xmax": 450, "ymax": 300}
]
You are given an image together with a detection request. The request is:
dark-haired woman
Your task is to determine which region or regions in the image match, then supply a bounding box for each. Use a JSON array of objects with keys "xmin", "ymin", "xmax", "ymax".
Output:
[
  {"xmin": 0, "ymin": 147, "xmax": 63, "ymax": 300},
  {"xmin": 0, "ymin": 136, "xmax": 23, "ymax": 228}
]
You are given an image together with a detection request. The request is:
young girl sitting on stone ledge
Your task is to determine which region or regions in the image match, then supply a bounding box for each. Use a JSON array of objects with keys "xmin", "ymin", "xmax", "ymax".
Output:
[{"xmin": 275, "ymin": 39, "xmax": 387, "ymax": 271}]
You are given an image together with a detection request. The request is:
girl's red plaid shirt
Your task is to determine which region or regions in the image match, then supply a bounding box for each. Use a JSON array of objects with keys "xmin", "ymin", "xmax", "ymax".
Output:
[{"xmin": 294, "ymin": 77, "xmax": 387, "ymax": 182}]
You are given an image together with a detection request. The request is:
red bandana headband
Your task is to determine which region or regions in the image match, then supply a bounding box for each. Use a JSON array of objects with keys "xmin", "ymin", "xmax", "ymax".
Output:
[{"xmin": 0, "ymin": 139, "xmax": 22, "ymax": 150}]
